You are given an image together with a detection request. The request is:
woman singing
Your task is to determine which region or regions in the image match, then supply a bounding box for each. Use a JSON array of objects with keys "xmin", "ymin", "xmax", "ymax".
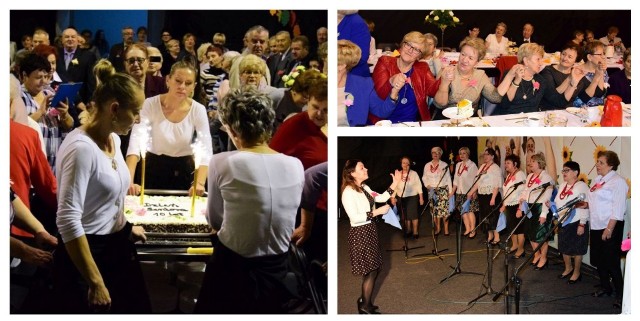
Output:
[
  {"xmin": 451, "ymin": 147, "xmax": 479, "ymax": 238},
  {"xmin": 521, "ymin": 152, "xmax": 554, "ymax": 270},
  {"xmin": 588, "ymin": 151, "xmax": 627, "ymax": 309},
  {"xmin": 341, "ymin": 160, "xmax": 401, "ymax": 314},
  {"xmin": 467, "ymin": 147, "xmax": 502, "ymax": 243},
  {"xmin": 500, "ymin": 154, "xmax": 527, "ymax": 258},
  {"xmin": 422, "ymin": 147, "xmax": 452, "ymax": 236},
  {"xmin": 554, "ymin": 161, "xmax": 590, "ymax": 284},
  {"xmin": 396, "ymin": 156, "xmax": 424, "ymax": 239}
]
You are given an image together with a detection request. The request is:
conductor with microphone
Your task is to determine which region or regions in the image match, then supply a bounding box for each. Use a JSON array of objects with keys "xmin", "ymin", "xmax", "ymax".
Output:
[
  {"xmin": 422, "ymin": 147, "xmax": 452, "ymax": 236},
  {"xmin": 520, "ymin": 152, "xmax": 554, "ymax": 270}
]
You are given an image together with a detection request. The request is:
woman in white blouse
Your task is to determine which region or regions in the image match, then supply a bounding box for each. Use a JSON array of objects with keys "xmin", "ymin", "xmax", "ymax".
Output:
[
  {"xmin": 485, "ymin": 22, "xmax": 509, "ymax": 55},
  {"xmin": 54, "ymin": 73, "xmax": 150, "ymax": 313},
  {"xmin": 341, "ymin": 159, "xmax": 401, "ymax": 314},
  {"xmin": 467, "ymin": 147, "xmax": 502, "ymax": 244},
  {"xmin": 500, "ymin": 154, "xmax": 527, "ymax": 258},
  {"xmin": 396, "ymin": 156, "xmax": 424, "ymax": 239},
  {"xmin": 422, "ymin": 147, "xmax": 452, "ymax": 236},
  {"xmin": 588, "ymin": 151, "xmax": 627, "ymax": 308},
  {"xmin": 126, "ymin": 60, "xmax": 212, "ymax": 196},
  {"xmin": 553, "ymin": 161, "xmax": 589, "ymax": 284},
  {"xmin": 451, "ymin": 147, "xmax": 479, "ymax": 238},
  {"xmin": 521, "ymin": 152, "xmax": 554, "ymax": 270},
  {"xmin": 195, "ymin": 88, "xmax": 305, "ymax": 313}
]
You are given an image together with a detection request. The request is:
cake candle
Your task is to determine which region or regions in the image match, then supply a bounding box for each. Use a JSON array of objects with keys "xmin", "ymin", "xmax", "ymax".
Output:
[
  {"xmin": 191, "ymin": 139, "xmax": 203, "ymax": 217},
  {"xmin": 137, "ymin": 120, "xmax": 150, "ymax": 205}
]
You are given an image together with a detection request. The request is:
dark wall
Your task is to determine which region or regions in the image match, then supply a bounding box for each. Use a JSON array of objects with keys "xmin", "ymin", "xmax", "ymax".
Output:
[
  {"xmin": 359, "ymin": 10, "xmax": 631, "ymax": 53},
  {"xmin": 337, "ymin": 137, "xmax": 478, "ymax": 206},
  {"xmin": 10, "ymin": 10, "xmax": 327, "ymax": 53}
]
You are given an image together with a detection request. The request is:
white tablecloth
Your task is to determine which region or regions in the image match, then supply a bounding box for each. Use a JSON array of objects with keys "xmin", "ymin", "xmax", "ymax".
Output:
[{"xmin": 384, "ymin": 106, "xmax": 631, "ymax": 128}]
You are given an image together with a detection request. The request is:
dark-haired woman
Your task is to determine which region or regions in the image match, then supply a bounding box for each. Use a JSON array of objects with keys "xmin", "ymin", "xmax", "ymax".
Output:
[
  {"xmin": 554, "ymin": 161, "xmax": 590, "ymax": 284},
  {"xmin": 341, "ymin": 160, "xmax": 401, "ymax": 314},
  {"xmin": 54, "ymin": 73, "xmax": 150, "ymax": 313},
  {"xmin": 588, "ymin": 151, "xmax": 627, "ymax": 308}
]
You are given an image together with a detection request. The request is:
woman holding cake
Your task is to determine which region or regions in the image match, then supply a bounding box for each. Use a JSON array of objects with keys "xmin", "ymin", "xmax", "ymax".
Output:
[
  {"xmin": 195, "ymin": 88, "xmax": 305, "ymax": 313},
  {"xmin": 126, "ymin": 60, "xmax": 212, "ymax": 196},
  {"xmin": 434, "ymin": 38, "xmax": 503, "ymax": 117},
  {"xmin": 54, "ymin": 73, "xmax": 151, "ymax": 313}
]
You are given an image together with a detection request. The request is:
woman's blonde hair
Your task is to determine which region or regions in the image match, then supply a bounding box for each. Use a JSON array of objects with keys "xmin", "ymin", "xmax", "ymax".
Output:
[
  {"xmin": 238, "ymin": 54, "xmax": 268, "ymax": 77},
  {"xmin": 517, "ymin": 43, "xmax": 545, "ymax": 63},
  {"xmin": 93, "ymin": 59, "xmax": 116, "ymax": 85},
  {"xmin": 402, "ymin": 31, "xmax": 427, "ymax": 56},
  {"xmin": 531, "ymin": 152, "xmax": 546, "ymax": 169},
  {"xmin": 337, "ymin": 40, "xmax": 361, "ymax": 70},
  {"xmin": 460, "ymin": 37, "xmax": 487, "ymax": 61}
]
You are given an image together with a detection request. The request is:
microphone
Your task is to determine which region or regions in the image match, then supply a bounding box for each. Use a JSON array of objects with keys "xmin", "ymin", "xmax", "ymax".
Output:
[
  {"xmin": 531, "ymin": 181, "xmax": 551, "ymax": 191},
  {"xmin": 551, "ymin": 193, "xmax": 586, "ymax": 217},
  {"xmin": 512, "ymin": 181, "xmax": 525, "ymax": 188}
]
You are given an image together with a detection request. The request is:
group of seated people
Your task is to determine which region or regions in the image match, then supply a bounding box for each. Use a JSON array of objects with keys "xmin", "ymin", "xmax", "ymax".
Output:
[
  {"xmin": 10, "ymin": 20, "xmax": 328, "ymax": 314},
  {"xmin": 338, "ymin": 25, "xmax": 630, "ymax": 126}
]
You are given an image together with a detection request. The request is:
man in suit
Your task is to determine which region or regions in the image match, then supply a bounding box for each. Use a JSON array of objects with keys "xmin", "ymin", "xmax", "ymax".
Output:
[
  {"xmin": 109, "ymin": 26, "xmax": 135, "ymax": 72},
  {"xmin": 56, "ymin": 27, "xmax": 97, "ymax": 126},
  {"xmin": 268, "ymin": 31, "xmax": 293, "ymax": 88},
  {"xmin": 521, "ymin": 23, "xmax": 538, "ymax": 45},
  {"xmin": 286, "ymin": 36, "xmax": 312, "ymax": 74}
]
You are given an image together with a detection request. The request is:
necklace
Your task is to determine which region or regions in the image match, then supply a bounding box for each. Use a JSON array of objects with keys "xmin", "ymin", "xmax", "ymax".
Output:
[
  {"xmin": 400, "ymin": 84, "xmax": 408, "ymax": 104},
  {"xmin": 590, "ymin": 180, "xmax": 606, "ymax": 192},
  {"xmin": 521, "ymin": 78, "xmax": 535, "ymax": 100},
  {"xmin": 430, "ymin": 162, "xmax": 440, "ymax": 173},
  {"xmin": 457, "ymin": 162, "xmax": 468, "ymax": 176},
  {"xmin": 559, "ymin": 181, "xmax": 576, "ymax": 200},
  {"xmin": 504, "ymin": 171, "xmax": 515, "ymax": 186},
  {"xmin": 527, "ymin": 172, "xmax": 541, "ymax": 188},
  {"xmin": 402, "ymin": 170, "xmax": 409, "ymax": 182}
]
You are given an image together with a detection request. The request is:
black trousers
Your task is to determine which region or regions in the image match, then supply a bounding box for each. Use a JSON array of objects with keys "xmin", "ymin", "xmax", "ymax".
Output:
[{"xmin": 589, "ymin": 220, "xmax": 625, "ymax": 298}]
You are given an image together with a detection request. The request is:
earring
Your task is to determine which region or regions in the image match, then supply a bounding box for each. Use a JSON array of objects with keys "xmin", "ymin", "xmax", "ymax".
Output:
[{"xmin": 112, "ymin": 116, "xmax": 118, "ymax": 125}]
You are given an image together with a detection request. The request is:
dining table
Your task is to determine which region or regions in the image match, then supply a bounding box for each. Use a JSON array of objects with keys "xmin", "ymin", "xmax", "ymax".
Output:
[{"xmin": 378, "ymin": 105, "xmax": 631, "ymax": 128}]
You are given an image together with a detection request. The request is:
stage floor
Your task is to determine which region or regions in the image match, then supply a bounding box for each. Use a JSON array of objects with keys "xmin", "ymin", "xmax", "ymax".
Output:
[{"xmin": 337, "ymin": 216, "xmax": 623, "ymax": 314}]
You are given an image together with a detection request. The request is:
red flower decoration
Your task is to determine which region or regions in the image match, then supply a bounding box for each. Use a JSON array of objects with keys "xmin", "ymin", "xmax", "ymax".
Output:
[
  {"xmin": 277, "ymin": 70, "xmax": 285, "ymax": 76},
  {"xmin": 468, "ymin": 79, "xmax": 478, "ymax": 87},
  {"xmin": 371, "ymin": 192, "xmax": 379, "ymax": 197},
  {"xmin": 532, "ymin": 80, "xmax": 540, "ymax": 94},
  {"xmin": 534, "ymin": 178, "xmax": 541, "ymax": 185}
]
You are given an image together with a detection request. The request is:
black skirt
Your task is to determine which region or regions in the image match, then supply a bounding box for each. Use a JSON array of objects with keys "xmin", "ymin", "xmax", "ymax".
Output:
[
  {"xmin": 348, "ymin": 222, "xmax": 382, "ymax": 276},
  {"xmin": 558, "ymin": 221, "xmax": 589, "ymax": 255},
  {"xmin": 398, "ymin": 195, "xmax": 419, "ymax": 220},
  {"xmin": 53, "ymin": 222, "xmax": 151, "ymax": 313},
  {"xmin": 145, "ymin": 152, "xmax": 196, "ymax": 191},
  {"xmin": 505, "ymin": 204, "xmax": 526, "ymax": 235},
  {"xmin": 478, "ymin": 193, "xmax": 502, "ymax": 231},
  {"xmin": 195, "ymin": 238, "xmax": 290, "ymax": 313}
]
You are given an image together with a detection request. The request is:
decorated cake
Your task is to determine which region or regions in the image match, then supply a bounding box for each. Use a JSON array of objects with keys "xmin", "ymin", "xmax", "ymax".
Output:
[
  {"xmin": 124, "ymin": 195, "xmax": 211, "ymax": 233},
  {"xmin": 456, "ymin": 99, "xmax": 473, "ymax": 118}
]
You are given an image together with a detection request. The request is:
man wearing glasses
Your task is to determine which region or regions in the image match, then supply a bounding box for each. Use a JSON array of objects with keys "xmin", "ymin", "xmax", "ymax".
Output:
[{"xmin": 109, "ymin": 26, "xmax": 135, "ymax": 72}]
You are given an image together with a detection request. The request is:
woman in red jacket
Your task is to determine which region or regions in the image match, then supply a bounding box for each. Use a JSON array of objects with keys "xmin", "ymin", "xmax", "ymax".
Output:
[{"xmin": 372, "ymin": 31, "xmax": 441, "ymax": 122}]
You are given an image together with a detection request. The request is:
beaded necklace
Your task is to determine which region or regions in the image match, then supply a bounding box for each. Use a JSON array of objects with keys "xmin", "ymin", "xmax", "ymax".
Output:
[
  {"xmin": 527, "ymin": 172, "xmax": 541, "ymax": 188},
  {"xmin": 559, "ymin": 182, "xmax": 576, "ymax": 200}
]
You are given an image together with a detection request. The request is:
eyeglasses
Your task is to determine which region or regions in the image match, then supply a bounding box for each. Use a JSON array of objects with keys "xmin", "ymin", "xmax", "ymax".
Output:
[
  {"xmin": 125, "ymin": 57, "xmax": 146, "ymax": 65},
  {"xmin": 590, "ymin": 53, "xmax": 605, "ymax": 56},
  {"xmin": 242, "ymin": 70, "xmax": 262, "ymax": 75},
  {"xmin": 561, "ymin": 169, "xmax": 573, "ymax": 173},
  {"xmin": 403, "ymin": 41, "xmax": 423, "ymax": 56}
]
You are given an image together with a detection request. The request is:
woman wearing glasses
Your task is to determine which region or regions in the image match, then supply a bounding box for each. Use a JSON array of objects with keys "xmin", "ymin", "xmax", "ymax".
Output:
[
  {"xmin": 553, "ymin": 161, "xmax": 590, "ymax": 284},
  {"xmin": 572, "ymin": 41, "xmax": 609, "ymax": 107},
  {"xmin": 372, "ymin": 31, "xmax": 441, "ymax": 122},
  {"xmin": 126, "ymin": 60, "xmax": 212, "ymax": 196}
]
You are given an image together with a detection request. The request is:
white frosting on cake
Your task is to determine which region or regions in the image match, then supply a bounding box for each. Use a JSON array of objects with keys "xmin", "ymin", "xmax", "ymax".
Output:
[{"xmin": 124, "ymin": 195, "xmax": 210, "ymax": 233}]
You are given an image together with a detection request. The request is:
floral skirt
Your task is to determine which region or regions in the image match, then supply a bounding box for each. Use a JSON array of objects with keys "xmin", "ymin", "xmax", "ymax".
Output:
[{"xmin": 430, "ymin": 187, "xmax": 449, "ymax": 218}]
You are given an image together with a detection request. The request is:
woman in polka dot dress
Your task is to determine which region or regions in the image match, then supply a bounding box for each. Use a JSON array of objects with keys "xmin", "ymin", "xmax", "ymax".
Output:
[{"xmin": 341, "ymin": 159, "xmax": 401, "ymax": 314}]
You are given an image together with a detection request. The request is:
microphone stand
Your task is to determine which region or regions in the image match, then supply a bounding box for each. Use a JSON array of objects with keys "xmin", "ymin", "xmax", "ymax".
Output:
[
  {"xmin": 440, "ymin": 169, "xmax": 484, "ymax": 283},
  {"xmin": 387, "ymin": 165, "xmax": 424, "ymax": 258},
  {"xmin": 491, "ymin": 182, "xmax": 524, "ymax": 313},
  {"xmin": 413, "ymin": 166, "xmax": 449, "ymax": 260},
  {"xmin": 491, "ymin": 186, "xmax": 561, "ymax": 314}
]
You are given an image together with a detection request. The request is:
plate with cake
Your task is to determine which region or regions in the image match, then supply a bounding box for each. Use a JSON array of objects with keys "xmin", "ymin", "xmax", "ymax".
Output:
[{"xmin": 442, "ymin": 99, "xmax": 474, "ymax": 120}]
